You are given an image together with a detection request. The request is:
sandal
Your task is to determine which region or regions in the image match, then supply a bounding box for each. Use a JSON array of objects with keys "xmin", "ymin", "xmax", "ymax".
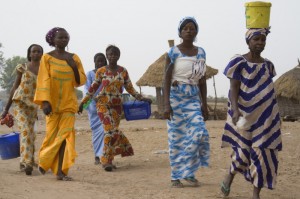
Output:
[
  {"xmin": 171, "ymin": 180, "xmax": 184, "ymax": 188},
  {"xmin": 24, "ymin": 166, "xmax": 33, "ymax": 176},
  {"xmin": 57, "ymin": 175, "xmax": 73, "ymax": 181},
  {"xmin": 94, "ymin": 157, "xmax": 100, "ymax": 165},
  {"xmin": 220, "ymin": 181, "xmax": 230, "ymax": 197},
  {"xmin": 103, "ymin": 164, "xmax": 113, "ymax": 172},
  {"xmin": 38, "ymin": 166, "xmax": 46, "ymax": 175},
  {"xmin": 184, "ymin": 177, "xmax": 199, "ymax": 187}
]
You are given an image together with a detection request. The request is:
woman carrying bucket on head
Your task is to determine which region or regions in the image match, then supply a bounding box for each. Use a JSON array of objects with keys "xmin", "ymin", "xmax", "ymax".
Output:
[
  {"xmin": 1, "ymin": 44, "xmax": 43, "ymax": 175},
  {"xmin": 79, "ymin": 45, "xmax": 152, "ymax": 172},
  {"xmin": 220, "ymin": 3, "xmax": 282, "ymax": 199}
]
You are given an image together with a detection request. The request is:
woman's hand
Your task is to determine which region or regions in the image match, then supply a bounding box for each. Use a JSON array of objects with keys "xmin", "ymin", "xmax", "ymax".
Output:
[
  {"xmin": 163, "ymin": 104, "xmax": 173, "ymax": 120},
  {"xmin": 201, "ymin": 105, "xmax": 209, "ymax": 121},
  {"xmin": 232, "ymin": 109, "xmax": 242, "ymax": 125},
  {"xmin": 140, "ymin": 97, "xmax": 152, "ymax": 104},
  {"xmin": 42, "ymin": 101, "xmax": 52, "ymax": 116},
  {"xmin": 78, "ymin": 103, "xmax": 84, "ymax": 114},
  {"xmin": 1, "ymin": 110, "xmax": 8, "ymax": 119},
  {"xmin": 65, "ymin": 55, "xmax": 77, "ymax": 69}
]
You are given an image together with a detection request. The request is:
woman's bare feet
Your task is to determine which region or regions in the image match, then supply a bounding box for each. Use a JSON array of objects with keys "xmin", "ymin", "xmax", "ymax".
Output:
[
  {"xmin": 94, "ymin": 157, "xmax": 100, "ymax": 165},
  {"xmin": 56, "ymin": 174, "xmax": 73, "ymax": 181}
]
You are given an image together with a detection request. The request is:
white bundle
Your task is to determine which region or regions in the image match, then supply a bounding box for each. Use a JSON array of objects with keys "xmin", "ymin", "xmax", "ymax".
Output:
[{"xmin": 236, "ymin": 116, "xmax": 251, "ymax": 130}]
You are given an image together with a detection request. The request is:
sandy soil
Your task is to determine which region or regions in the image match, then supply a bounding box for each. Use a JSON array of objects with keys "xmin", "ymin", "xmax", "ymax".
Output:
[{"xmin": 0, "ymin": 111, "xmax": 299, "ymax": 199}]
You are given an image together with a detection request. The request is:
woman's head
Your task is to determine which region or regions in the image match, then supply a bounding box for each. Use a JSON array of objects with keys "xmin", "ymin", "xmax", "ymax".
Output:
[
  {"xmin": 245, "ymin": 28, "xmax": 270, "ymax": 53},
  {"xmin": 45, "ymin": 27, "xmax": 69, "ymax": 48},
  {"xmin": 27, "ymin": 44, "xmax": 43, "ymax": 61},
  {"xmin": 106, "ymin": 45, "xmax": 121, "ymax": 65},
  {"xmin": 94, "ymin": 53, "xmax": 107, "ymax": 69},
  {"xmin": 178, "ymin": 17, "xmax": 198, "ymax": 40}
]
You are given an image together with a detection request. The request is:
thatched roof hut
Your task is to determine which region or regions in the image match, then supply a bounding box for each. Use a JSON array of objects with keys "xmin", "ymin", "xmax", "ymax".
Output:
[
  {"xmin": 136, "ymin": 53, "xmax": 218, "ymax": 87},
  {"xmin": 274, "ymin": 60, "xmax": 300, "ymax": 118}
]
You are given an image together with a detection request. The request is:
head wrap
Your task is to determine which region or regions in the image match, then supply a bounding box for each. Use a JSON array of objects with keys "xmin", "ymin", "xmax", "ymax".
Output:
[
  {"xmin": 45, "ymin": 27, "xmax": 67, "ymax": 47},
  {"xmin": 245, "ymin": 27, "xmax": 270, "ymax": 43},
  {"xmin": 178, "ymin": 16, "xmax": 198, "ymax": 37}
]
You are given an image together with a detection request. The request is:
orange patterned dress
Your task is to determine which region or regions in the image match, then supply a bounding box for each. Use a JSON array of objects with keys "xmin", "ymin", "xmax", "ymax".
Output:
[
  {"xmin": 82, "ymin": 66, "xmax": 141, "ymax": 165},
  {"xmin": 12, "ymin": 64, "xmax": 38, "ymax": 168}
]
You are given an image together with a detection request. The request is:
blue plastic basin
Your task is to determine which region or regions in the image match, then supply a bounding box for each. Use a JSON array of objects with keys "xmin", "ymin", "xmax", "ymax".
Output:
[
  {"xmin": 0, "ymin": 132, "xmax": 20, "ymax": 160},
  {"xmin": 123, "ymin": 101, "xmax": 151, "ymax": 121}
]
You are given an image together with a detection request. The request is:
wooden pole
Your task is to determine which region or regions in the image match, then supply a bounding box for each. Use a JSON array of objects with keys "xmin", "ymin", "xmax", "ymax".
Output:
[{"xmin": 213, "ymin": 75, "xmax": 218, "ymax": 120}]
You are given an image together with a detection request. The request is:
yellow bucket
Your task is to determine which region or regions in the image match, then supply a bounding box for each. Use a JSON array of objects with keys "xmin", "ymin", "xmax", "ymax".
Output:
[{"xmin": 245, "ymin": 1, "xmax": 272, "ymax": 28}]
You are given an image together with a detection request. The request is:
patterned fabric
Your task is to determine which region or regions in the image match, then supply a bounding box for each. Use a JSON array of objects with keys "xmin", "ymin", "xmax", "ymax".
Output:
[
  {"xmin": 168, "ymin": 83, "xmax": 210, "ymax": 180},
  {"xmin": 13, "ymin": 101, "xmax": 37, "ymax": 167},
  {"xmin": 84, "ymin": 70, "xmax": 104, "ymax": 157},
  {"xmin": 81, "ymin": 66, "xmax": 139, "ymax": 165},
  {"xmin": 34, "ymin": 53, "xmax": 86, "ymax": 175},
  {"xmin": 13, "ymin": 64, "xmax": 37, "ymax": 108},
  {"xmin": 245, "ymin": 28, "xmax": 270, "ymax": 43},
  {"xmin": 222, "ymin": 55, "xmax": 282, "ymax": 150},
  {"xmin": 230, "ymin": 147, "xmax": 279, "ymax": 189},
  {"xmin": 168, "ymin": 46, "xmax": 206, "ymax": 85},
  {"xmin": 38, "ymin": 112, "xmax": 76, "ymax": 175},
  {"xmin": 12, "ymin": 64, "xmax": 38, "ymax": 168},
  {"xmin": 34, "ymin": 54, "xmax": 87, "ymax": 113}
]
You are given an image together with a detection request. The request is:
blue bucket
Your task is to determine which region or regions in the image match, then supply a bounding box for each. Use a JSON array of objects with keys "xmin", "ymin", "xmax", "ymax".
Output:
[
  {"xmin": 0, "ymin": 132, "xmax": 20, "ymax": 160},
  {"xmin": 123, "ymin": 101, "xmax": 151, "ymax": 121}
]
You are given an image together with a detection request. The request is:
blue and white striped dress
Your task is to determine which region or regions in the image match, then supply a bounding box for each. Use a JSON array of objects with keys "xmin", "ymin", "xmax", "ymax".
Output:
[
  {"xmin": 222, "ymin": 55, "xmax": 282, "ymax": 189},
  {"xmin": 167, "ymin": 46, "xmax": 210, "ymax": 180}
]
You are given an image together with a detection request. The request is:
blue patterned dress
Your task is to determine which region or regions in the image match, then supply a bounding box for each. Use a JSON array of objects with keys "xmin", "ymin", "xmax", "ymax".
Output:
[
  {"xmin": 222, "ymin": 55, "xmax": 282, "ymax": 189},
  {"xmin": 84, "ymin": 70, "xmax": 105, "ymax": 157},
  {"xmin": 167, "ymin": 46, "xmax": 210, "ymax": 180}
]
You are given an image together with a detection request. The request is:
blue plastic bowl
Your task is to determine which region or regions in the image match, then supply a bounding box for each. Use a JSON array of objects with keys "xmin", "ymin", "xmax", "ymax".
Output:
[
  {"xmin": 0, "ymin": 132, "xmax": 20, "ymax": 160},
  {"xmin": 123, "ymin": 101, "xmax": 151, "ymax": 121}
]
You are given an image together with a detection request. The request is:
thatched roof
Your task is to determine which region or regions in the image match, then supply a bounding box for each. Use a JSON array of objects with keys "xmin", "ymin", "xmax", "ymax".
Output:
[
  {"xmin": 136, "ymin": 53, "xmax": 219, "ymax": 87},
  {"xmin": 274, "ymin": 61, "xmax": 300, "ymax": 101}
]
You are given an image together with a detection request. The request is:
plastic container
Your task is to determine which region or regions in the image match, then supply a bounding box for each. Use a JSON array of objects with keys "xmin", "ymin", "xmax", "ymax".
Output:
[
  {"xmin": 245, "ymin": 1, "xmax": 271, "ymax": 28},
  {"xmin": 0, "ymin": 132, "xmax": 20, "ymax": 160},
  {"xmin": 123, "ymin": 101, "xmax": 151, "ymax": 121}
]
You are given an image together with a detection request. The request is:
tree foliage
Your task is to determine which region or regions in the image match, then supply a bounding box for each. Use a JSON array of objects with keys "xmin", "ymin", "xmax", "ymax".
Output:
[
  {"xmin": 0, "ymin": 55, "xmax": 27, "ymax": 93},
  {"xmin": 0, "ymin": 43, "xmax": 5, "ymax": 73}
]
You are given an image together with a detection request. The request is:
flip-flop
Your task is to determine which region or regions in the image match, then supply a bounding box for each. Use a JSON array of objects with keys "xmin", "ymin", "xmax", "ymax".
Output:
[
  {"xmin": 171, "ymin": 180, "xmax": 184, "ymax": 188},
  {"xmin": 220, "ymin": 181, "xmax": 230, "ymax": 197},
  {"xmin": 184, "ymin": 177, "xmax": 199, "ymax": 187},
  {"xmin": 103, "ymin": 164, "xmax": 113, "ymax": 172},
  {"xmin": 57, "ymin": 175, "xmax": 73, "ymax": 181},
  {"xmin": 38, "ymin": 166, "xmax": 46, "ymax": 175}
]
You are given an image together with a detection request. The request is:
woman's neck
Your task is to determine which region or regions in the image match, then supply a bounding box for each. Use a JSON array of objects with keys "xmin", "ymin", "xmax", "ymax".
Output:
[
  {"xmin": 245, "ymin": 51, "xmax": 264, "ymax": 63},
  {"xmin": 54, "ymin": 47, "xmax": 66, "ymax": 54},
  {"xmin": 180, "ymin": 40, "xmax": 194, "ymax": 48}
]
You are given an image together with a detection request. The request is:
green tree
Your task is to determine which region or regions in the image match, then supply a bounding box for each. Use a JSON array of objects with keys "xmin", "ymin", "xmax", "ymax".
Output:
[{"xmin": 0, "ymin": 56, "xmax": 27, "ymax": 93}]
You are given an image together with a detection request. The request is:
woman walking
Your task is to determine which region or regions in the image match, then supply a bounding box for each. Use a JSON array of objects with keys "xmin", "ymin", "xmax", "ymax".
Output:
[
  {"xmin": 220, "ymin": 28, "xmax": 282, "ymax": 199},
  {"xmin": 1, "ymin": 44, "xmax": 43, "ymax": 175},
  {"xmin": 34, "ymin": 27, "xmax": 86, "ymax": 181},
  {"xmin": 163, "ymin": 17, "xmax": 210, "ymax": 188}
]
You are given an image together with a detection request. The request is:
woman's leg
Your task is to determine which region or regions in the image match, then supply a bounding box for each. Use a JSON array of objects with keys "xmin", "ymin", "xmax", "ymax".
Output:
[{"xmin": 56, "ymin": 140, "xmax": 72, "ymax": 181}]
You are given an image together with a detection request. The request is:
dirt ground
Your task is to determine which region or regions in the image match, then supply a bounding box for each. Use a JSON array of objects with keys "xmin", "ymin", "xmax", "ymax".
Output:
[{"xmin": 0, "ymin": 110, "xmax": 299, "ymax": 199}]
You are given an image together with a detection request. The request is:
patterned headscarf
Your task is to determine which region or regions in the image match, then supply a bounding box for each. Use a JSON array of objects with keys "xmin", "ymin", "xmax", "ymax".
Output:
[
  {"xmin": 45, "ymin": 27, "xmax": 67, "ymax": 47},
  {"xmin": 245, "ymin": 27, "xmax": 270, "ymax": 43},
  {"xmin": 178, "ymin": 16, "xmax": 198, "ymax": 37}
]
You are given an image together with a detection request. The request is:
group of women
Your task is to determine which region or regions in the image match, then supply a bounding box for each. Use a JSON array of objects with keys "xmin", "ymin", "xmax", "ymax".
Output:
[{"xmin": 0, "ymin": 16, "xmax": 282, "ymax": 199}]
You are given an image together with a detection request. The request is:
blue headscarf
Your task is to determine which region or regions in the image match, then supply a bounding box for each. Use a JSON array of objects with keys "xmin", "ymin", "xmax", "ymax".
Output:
[
  {"xmin": 178, "ymin": 16, "xmax": 199, "ymax": 37},
  {"xmin": 245, "ymin": 27, "xmax": 270, "ymax": 43}
]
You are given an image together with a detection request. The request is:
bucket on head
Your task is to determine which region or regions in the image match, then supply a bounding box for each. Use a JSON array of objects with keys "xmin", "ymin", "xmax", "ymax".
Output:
[
  {"xmin": 0, "ymin": 132, "xmax": 20, "ymax": 160},
  {"xmin": 123, "ymin": 101, "xmax": 151, "ymax": 121},
  {"xmin": 245, "ymin": 1, "xmax": 271, "ymax": 28}
]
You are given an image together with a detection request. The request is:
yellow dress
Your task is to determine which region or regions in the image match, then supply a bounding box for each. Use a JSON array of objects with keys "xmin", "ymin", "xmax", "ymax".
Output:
[{"xmin": 34, "ymin": 53, "xmax": 86, "ymax": 175}]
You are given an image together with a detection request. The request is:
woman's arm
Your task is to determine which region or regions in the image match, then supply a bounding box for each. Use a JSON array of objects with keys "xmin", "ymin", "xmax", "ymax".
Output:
[
  {"xmin": 229, "ymin": 78, "xmax": 242, "ymax": 125},
  {"xmin": 198, "ymin": 76, "xmax": 208, "ymax": 121},
  {"xmin": 1, "ymin": 71, "xmax": 22, "ymax": 118},
  {"xmin": 66, "ymin": 54, "xmax": 80, "ymax": 85},
  {"xmin": 163, "ymin": 56, "xmax": 173, "ymax": 120}
]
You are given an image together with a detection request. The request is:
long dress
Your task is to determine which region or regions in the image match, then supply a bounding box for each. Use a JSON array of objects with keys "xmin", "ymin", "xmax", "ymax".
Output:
[
  {"xmin": 34, "ymin": 53, "xmax": 86, "ymax": 175},
  {"xmin": 167, "ymin": 46, "xmax": 210, "ymax": 180},
  {"xmin": 12, "ymin": 64, "xmax": 38, "ymax": 168},
  {"xmin": 81, "ymin": 66, "xmax": 140, "ymax": 165},
  {"xmin": 84, "ymin": 70, "xmax": 104, "ymax": 157},
  {"xmin": 222, "ymin": 54, "xmax": 282, "ymax": 189}
]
